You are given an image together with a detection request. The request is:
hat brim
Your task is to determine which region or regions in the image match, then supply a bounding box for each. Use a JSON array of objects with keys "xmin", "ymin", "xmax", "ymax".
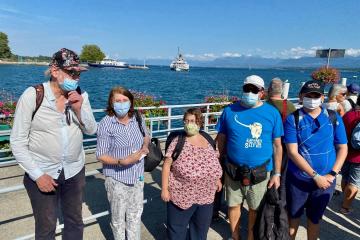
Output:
[{"xmin": 301, "ymin": 89, "xmax": 324, "ymax": 95}]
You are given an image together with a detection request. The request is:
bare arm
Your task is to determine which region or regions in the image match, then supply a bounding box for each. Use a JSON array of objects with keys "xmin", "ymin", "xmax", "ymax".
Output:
[
  {"xmin": 216, "ymin": 133, "xmax": 227, "ymax": 158},
  {"xmin": 161, "ymin": 157, "xmax": 173, "ymax": 202},
  {"xmin": 332, "ymin": 144, "xmax": 348, "ymax": 173},
  {"xmin": 98, "ymin": 151, "xmax": 144, "ymax": 166},
  {"xmin": 272, "ymin": 138, "xmax": 282, "ymax": 174}
]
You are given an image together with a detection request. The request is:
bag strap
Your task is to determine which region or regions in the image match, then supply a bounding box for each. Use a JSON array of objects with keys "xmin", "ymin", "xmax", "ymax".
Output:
[
  {"xmin": 32, "ymin": 84, "xmax": 44, "ymax": 120},
  {"xmin": 281, "ymin": 100, "xmax": 287, "ymax": 122},
  {"xmin": 293, "ymin": 109, "xmax": 300, "ymax": 129},
  {"xmin": 134, "ymin": 110, "xmax": 145, "ymax": 137},
  {"xmin": 171, "ymin": 133, "xmax": 186, "ymax": 161},
  {"xmin": 348, "ymin": 98, "xmax": 356, "ymax": 110},
  {"xmin": 326, "ymin": 109, "xmax": 337, "ymax": 128},
  {"xmin": 199, "ymin": 131, "xmax": 216, "ymax": 150}
]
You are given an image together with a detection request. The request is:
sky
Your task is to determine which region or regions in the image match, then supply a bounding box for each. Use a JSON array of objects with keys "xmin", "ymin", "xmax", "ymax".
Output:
[{"xmin": 0, "ymin": 0, "xmax": 360, "ymax": 60}]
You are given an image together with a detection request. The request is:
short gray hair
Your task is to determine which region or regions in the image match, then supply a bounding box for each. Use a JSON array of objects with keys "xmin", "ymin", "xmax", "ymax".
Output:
[
  {"xmin": 328, "ymin": 84, "xmax": 347, "ymax": 98},
  {"xmin": 269, "ymin": 77, "xmax": 283, "ymax": 96}
]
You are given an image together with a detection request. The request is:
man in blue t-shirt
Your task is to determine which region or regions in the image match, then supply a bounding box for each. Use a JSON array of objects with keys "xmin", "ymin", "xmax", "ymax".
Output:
[
  {"xmin": 284, "ymin": 80, "xmax": 348, "ymax": 240},
  {"xmin": 216, "ymin": 75, "xmax": 283, "ymax": 240}
]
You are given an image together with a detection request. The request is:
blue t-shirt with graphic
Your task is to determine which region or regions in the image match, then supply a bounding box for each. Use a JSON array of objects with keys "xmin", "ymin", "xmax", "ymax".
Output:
[
  {"xmin": 284, "ymin": 108, "xmax": 347, "ymax": 181},
  {"xmin": 216, "ymin": 102, "xmax": 284, "ymax": 171}
]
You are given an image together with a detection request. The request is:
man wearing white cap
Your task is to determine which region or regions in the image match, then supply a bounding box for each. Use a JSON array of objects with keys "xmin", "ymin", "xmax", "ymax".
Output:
[{"xmin": 216, "ymin": 75, "xmax": 283, "ymax": 240}]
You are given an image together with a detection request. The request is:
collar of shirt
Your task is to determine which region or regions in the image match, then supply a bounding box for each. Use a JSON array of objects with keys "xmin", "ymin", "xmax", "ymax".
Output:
[{"xmin": 110, "ymin": 115, "xmax": 136, "ymax": 125}]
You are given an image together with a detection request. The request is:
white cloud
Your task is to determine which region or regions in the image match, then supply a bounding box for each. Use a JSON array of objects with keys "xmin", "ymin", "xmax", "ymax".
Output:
[
  {"xmin": 280, "ymin": 46, "xmax": 322, "ymax": 59},
  {"xmin": 183, "ymin": 53, "xmax": 217, "ymax": 61},
  {"xmin": 222, "ymin": 52, "xmax": 241, "ymax": 57},
  {"xmin": 346, "ymin": 48, "xmax": 360, "ymax": 57}
]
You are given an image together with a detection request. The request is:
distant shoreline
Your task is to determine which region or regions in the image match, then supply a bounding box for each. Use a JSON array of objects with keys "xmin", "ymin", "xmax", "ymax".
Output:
[{"xmin": 0, "ymin": 61, "xmax": 49, "ymax": 66}]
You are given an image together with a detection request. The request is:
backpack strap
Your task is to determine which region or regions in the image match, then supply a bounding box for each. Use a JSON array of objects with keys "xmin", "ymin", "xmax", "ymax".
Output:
[
  {"xmin": 134, "ymin": 110, "xmax": 145, "ymax": 137},
  {"xmin": 32, "ymin": 84, "xmax": 44, "ymax": 120},
  {"xmin": 293, "ymin": 109, "xmax": 300, "ymax": 129},
  {"xmin": 348, "ymin": 98, "xmax": 356, "ymax": 110},
  {"xmin": 199, "ymin": 131, "xmax": 216, "ymax": 150},
  {"xmin": 281, "ymin": 100, "xmax": 287, "ymax": 122},
  {"xmin": 171, "ymin": 133, "xmax": 186, "ymax": 161}
]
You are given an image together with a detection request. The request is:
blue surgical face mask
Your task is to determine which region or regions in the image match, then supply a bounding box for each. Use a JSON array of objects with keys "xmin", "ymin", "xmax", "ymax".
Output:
[
  {"xmin": 113, "ymin": 101, "xmax": 131, "ymax": 117},
  {"xmin": 241, "ymin": 92, "xmax": 259, "ymax": 107},
  {"xmin": 59, "ymin": 78, "xmax": 79, "ymax": 92}
]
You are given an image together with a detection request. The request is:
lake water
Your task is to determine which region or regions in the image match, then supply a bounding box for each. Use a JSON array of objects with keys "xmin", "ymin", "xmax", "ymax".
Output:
[{"xmin": 0, "ymin": 65, "xmax": 359, "ymax": 109}]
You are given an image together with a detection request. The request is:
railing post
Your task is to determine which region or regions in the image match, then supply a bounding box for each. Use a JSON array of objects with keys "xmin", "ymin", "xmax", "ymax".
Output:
[
  {"xmin": 167, "ymin": 107, "xmax": 172, "ymax": 135},
  {"xmin": 205, "ymin": 105, "xmax": 210, "ymax": 132}
]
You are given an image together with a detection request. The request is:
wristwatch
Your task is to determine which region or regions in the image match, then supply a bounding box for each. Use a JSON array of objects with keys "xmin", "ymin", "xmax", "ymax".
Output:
[{"xmin": 329, "ymin": 170, "xmax": 338, "ymax": 177}]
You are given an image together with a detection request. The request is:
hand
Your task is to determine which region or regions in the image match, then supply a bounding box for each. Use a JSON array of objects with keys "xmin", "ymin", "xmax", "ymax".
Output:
[
  {"xmin": 268, "ymin": 175, "xmax": 280, "ymax": 189},
  {"xmin": 216, "ymin": 178, "xmax": 222, "ymax": 192},
  {"xmin": 324, "ymin": 174, "xmax": 336, "ymax": 184},
  {"xmin": 161, "ymin": 189, "xmax": 170, "ymax": 202},
  {"xmin": 36, "ymin": 174, "xmax": 58, "ymax": 192},
  {"xmin": 313, "ymin": 175, "xmax": 331, "ymax": 190},
  {"xmin": 140, "ymin": 146, "xmax": 149, "ymax": 155},
  {"xmin": 68, "ymin": 91, "xmax": 83, "ymax": 114}
]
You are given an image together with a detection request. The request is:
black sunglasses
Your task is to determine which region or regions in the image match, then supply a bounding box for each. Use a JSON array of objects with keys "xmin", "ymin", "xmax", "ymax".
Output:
[
  {"xmin": 243, "ymin": 85, "xmax": 261, "ymax": 94},
  {"xmin": 62, "ymin": 68, "xmax": 81, "ymax": 78}
]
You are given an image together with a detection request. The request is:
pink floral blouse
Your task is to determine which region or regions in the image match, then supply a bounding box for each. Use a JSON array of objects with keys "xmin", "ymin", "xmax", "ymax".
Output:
[{"xmin": 165, "ymin": 137, "xmax": 223, "ymax": 209}]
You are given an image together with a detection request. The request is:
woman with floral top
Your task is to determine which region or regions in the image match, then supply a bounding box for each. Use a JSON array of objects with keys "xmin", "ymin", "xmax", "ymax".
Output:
[{"xmin": 161, "ymin": 108, "xmax": 223, "ymax": 240}]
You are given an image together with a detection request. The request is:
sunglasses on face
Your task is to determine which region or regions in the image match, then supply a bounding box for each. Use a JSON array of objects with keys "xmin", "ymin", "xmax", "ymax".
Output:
[
  {"xmin": 339, "ymin": 92, "xmax": 346, "ymax": 96},
  {"xmin": 62, "ymin": 68, "xmax": 81, "ymax": 78},
  {"xmin": 304, "ymin": 93, "xmax": 322, "ymax": 99},
  {"xmin": 243, "ymin": 85, "xmax": 261, "ymax": 94}
]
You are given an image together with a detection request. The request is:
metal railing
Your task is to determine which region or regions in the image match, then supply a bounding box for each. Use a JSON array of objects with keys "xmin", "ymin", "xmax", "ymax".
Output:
[{"xmin": 0, "ymin": 99, "xmax": 300, "ymax": 239}]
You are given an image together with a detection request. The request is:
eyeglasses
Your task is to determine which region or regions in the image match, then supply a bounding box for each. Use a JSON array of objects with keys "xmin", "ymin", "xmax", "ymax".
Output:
[
  {"xmin": 243, "ymin": 85, "xmax": 261, "ymax": 94},
  {"xmin": 62, "ymin": 68, "xmax": 81, "ymax": 78},
  {"xmin": 65, "ymin": 105, "xmax": 71, "ymax": 126},
  {"xmin": 183, "ymin": 119, "xmax": 196, "ymax": 124}
]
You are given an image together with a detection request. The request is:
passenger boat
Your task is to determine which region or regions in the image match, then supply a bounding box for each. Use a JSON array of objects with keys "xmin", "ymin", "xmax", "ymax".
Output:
[
  {"xmin": 88, "ymin": 58, "xmax": 129, "ymax": 68},
  {"xmin": 170, "ymin": 47, "xmax": 189, "ymax": 71}
]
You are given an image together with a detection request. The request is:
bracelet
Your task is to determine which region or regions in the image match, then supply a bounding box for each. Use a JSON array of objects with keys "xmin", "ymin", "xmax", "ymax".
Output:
[{"xmin": 273, "ymin": 173, "xmax": 281, "ymax": 177}]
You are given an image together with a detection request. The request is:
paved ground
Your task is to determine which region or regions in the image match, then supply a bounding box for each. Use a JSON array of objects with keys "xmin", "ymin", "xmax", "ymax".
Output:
[{"xmin": 0, "ymin": 152, "xmax": 359, "ymax": 240}]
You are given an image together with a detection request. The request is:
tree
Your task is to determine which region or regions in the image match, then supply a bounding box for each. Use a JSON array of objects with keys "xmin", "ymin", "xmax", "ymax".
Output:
[
  {"xmin": 80, "ymin": 44, "xmax": 105, "ymax": 62},
  {"xmin": 0, "ymin": 32, "xmax": 12, "ymax": 59}
]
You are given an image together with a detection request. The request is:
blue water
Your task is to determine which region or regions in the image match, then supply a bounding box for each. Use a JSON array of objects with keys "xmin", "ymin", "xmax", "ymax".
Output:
[{"xmin": 0, "ymin": 65, "xmax": 359, "ymax": 109}]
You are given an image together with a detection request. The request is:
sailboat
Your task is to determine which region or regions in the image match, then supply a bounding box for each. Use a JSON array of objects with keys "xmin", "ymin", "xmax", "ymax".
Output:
[{"xmin": 170, "ymin": 47, "xmax": 189, "ymax": 71}]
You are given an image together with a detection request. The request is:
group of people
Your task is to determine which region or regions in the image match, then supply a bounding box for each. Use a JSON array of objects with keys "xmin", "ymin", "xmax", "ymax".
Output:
[{"xmin": 9, "ymin": 48, "xmax": 359, "ymax": 240}]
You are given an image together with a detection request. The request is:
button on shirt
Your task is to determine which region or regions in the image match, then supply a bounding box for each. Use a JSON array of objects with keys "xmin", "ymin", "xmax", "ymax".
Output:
[
  {"xmin": 96, "ymin": 115, "xmax": 148, "ymax": 185},
  {"xmin": 284, "ymin": 108, "xmax": 347, "ymax": 181},
  {"xmin": 10, "ymin": 81, "xmax": 97, "ymax": 181}
]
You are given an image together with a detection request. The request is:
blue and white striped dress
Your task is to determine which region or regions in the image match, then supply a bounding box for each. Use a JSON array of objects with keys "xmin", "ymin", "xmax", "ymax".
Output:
[{"xmin": 96, "ymin": 114, "xmax": 148, "ymax": 184}]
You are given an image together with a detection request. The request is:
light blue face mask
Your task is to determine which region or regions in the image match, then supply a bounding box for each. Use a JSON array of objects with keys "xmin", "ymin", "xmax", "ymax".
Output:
[
  {"xmin": 59, "ymin": 78, "xmax": 79, "ymax": 92},
  {"xmin": 241, "ymin": 92, "xmax": 259, "ymax": 107},
  {"xmin": 113, "ymin": 101, "xmax": 131, "ymax": 117}
]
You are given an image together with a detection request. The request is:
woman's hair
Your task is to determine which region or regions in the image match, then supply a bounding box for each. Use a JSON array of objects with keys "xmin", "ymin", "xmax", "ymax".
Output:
[
  {"xmin": 328, "ymin": 84, "xmax": 347, "ymax": 99},
  {"xmin": 105, "ymin": 86, "xmax": 135, "ymax": 117},
  {"xmin": 183, "ymin": 108, "xmax": 204, "ymax": 127}
]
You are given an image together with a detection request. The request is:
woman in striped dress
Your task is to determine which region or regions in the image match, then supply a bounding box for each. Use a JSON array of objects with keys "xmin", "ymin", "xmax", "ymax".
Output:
[{"xmin": 96, "ymin": 86, "xmax": 150, "ymax": 240}]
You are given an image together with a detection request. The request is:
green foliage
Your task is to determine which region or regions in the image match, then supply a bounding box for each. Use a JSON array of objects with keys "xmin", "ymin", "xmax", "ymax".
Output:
[
  {"xmin": 80, "ymin": 44, "xmax": 105, "ymax": 62},
  {"xmin": 0, "ymin": 32, "xmax": 12, "ymax": 59},
  {"xmin": 311, "ymin": 66, "xmax": 340, "ymax": 84},
  {"xmin": 132, "ymin": 91, "xmax": 168, "ymax": 118},
  {"xmin": 204, "ymin": 95, "xmax": 238, "ymax": 112}
]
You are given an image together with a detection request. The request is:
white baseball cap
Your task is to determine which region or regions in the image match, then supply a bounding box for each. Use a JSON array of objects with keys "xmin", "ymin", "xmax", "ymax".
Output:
[{"xmin": 243, "ymin": 75, "xmax": 265, "ymax": 89}]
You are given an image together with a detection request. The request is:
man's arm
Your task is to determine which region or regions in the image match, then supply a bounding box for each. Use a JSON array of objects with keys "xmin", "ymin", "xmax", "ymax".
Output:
[
  {"xmin": 216, "ymin": 133, "xmax": 227, "ymax": 158},
  {"xmin": 268, "ymin": 137, "xmax": 282, "ymax": 189}
]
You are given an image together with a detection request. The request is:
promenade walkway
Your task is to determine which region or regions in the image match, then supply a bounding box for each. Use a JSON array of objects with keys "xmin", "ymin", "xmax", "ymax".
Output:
[{"xmin": 1, "ymin": 151, "xmax": 359, "ymax": 240}]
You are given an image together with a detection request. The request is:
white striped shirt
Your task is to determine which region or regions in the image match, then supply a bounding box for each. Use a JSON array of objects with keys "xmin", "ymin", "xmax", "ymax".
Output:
[{"xmin": 96, "ymin": 114, "xmax": 148, "ymax": 184}]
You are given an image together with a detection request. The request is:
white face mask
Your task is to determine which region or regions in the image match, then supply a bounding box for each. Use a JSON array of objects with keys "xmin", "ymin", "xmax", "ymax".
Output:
[{"xmin": 303, "ymin": 97, "xmax": 322, "ymax": 110}]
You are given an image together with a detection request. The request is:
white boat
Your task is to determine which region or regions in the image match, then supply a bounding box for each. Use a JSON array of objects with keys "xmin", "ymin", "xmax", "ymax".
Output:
[
  {"xmin": 170, "ymin": 48, "xmax": 189, "ymax": 71},
  {"xmin": 88, "ymin": 58, "xmax": 129, "ymax": 68}
]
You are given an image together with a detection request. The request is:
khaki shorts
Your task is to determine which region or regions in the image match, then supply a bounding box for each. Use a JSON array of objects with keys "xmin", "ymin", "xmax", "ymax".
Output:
[{"xmin": 225, "ymin": 172, "xmax": 270, "ymax": 210}]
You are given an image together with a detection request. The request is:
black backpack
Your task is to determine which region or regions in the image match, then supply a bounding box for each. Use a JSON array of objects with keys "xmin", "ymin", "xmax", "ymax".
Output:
[
  {"xmin": 165, "ymin": 130, "xmax": 216, "ymax": 161},
  {"xmin": 134, "ymin": 111, "xmax": 164, "ymax": 172}
]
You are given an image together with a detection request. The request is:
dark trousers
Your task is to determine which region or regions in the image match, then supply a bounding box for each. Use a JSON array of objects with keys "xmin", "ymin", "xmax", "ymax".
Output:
[
  {"xmin": 23, "ymin": 168, "xmax": 85, "ymax": 240},
  {"xmin": 167, "ymin": 201, "xmax": 213, "ymax": 240}
]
